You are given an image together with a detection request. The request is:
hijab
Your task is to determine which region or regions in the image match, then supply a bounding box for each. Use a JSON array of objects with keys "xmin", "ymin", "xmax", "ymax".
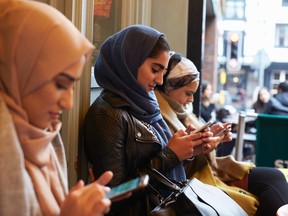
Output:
[
  {"xmin": 164, "ymin": 54, "xmax": 200, "ymax": 93},
  {"xmin": 0, "ymin": 0, "xmax": 94, "ymax": 215},
  {"xmin": 157, "ymin": 54, "xmax": 201, "ymax": 131},
  {"xmin": 95, "ymin": 25, "xmax": 186, "ymax": 181}
]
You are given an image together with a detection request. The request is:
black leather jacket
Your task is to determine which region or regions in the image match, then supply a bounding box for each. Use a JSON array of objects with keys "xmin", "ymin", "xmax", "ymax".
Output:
[{"xmin": 83, "ymin": 91, "xmax": 180, "ymax": 216}]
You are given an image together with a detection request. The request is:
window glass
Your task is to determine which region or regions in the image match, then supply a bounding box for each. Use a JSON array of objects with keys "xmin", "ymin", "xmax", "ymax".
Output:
[
  {"xmin": 90, "ymin": 0, "xmax": 122, "ymax": 103},
  {"xmin": 224, "ymin": 0, "xmax": 245, "ymax": 20},
  {"xmin": 283, "ymin": 0, "xmax": 288, "ymax": 6},
  {"xmin": 275, "ymin": 24, "xmax": 288, "ymax": 48}
]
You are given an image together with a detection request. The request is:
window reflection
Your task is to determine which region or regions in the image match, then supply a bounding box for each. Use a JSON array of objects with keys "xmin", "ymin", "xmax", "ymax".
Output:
[
  {"xmin": 91, "ymin": 0, "xmax": 122, "ymax": 102},
  {"xmin": 92, "ymin": 0, "xmax": 122, "ymax": 64}
]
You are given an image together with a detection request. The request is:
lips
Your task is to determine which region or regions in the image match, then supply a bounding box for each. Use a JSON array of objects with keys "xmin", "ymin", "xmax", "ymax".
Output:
[
  {"xmin": 148, "ymin": 85, "xmax": 156, "ymax": 91},
  {"xmin": 50, "ymin": 111, "xmax": 62, "ymax": 119}
]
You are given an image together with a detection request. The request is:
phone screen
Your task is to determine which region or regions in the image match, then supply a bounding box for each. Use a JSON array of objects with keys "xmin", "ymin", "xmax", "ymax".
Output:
[{"xmin": 106, "ymin": 175, "xmax": 149, "ymax": 199}]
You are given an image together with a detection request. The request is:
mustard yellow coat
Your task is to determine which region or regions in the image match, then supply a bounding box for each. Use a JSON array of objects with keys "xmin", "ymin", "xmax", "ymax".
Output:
[{"xmin": 155, "ymin": 90, "xmax": 259, "ymax": 216}]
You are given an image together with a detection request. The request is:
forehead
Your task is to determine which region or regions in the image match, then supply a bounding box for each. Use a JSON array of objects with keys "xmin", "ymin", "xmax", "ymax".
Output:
[
  {"xmin": 147, "ymin": 51, "xmax": 169, "ymax": 65},
  {"xmin": 184, "ymin": 81, "xmax": 199, "ymax": 91}
]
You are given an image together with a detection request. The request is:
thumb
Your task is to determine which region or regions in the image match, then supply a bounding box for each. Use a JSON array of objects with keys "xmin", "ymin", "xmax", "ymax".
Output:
[{"xmin": 95, "ymin": 171, "xmax": 113, "ymax": 186}]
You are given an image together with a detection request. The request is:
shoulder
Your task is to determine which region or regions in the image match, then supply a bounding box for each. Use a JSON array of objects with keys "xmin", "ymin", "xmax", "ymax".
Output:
[{"xmin": 85, "ymin": 91, "xmax": 131, "ymax": 123}]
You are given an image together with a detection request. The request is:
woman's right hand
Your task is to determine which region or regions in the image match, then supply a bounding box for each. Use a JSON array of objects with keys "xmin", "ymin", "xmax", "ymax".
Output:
[
  {"xmin": 167, "ymin": 129, "xmax": 211, "ymax": 161},
  {"xmin": 60, "ymin": 171, "xmax": 113, "ymax": 216}
]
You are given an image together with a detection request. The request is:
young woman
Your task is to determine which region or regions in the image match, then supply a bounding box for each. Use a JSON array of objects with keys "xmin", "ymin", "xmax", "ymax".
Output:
[
  {"xmin": 200, "ymin": 80, "xmax": 217, "ymax": 123},
  {"xmin": 83, "ymin": 25, "xmax": 212, "ymax": 215},
  {"xmin": 252, "ymin": 87, "xmax": 271, "ymax": 113},
  {"xmin": 155, "ymin": 52, "xmax": 288, "ymax": 216},
  {"xmin": 0, "ymin": 1, "xmax": 113, "ymax": 215}
]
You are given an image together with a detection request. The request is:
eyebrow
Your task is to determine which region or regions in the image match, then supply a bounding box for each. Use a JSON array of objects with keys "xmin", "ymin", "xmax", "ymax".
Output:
[
  {"xmin": 153, "ymin": 63, "xmax": 167, "ymax": 71},
  {"xmin": 59, "ymin": 72, "xmax": 80, "ymax": 81},
  {"xmin": 187, "ymin": 90, "xmax": 195, "ymax": 94}
]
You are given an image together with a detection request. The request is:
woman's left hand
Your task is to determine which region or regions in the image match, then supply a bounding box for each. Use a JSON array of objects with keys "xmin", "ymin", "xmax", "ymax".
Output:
[
  {"xmin": 198, "ymin": 122, "xmax": 233, "ymax": 154},
  {"xmin": 200, "ymin": 134, "xmax": 223, "ymax": 154},
  {"xmin": 211, "ymin": 122, "xmax": 233, "ymax": 143}
]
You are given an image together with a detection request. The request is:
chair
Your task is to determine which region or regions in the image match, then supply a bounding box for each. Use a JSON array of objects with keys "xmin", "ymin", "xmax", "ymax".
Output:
[{"xmin": 255, "ymin": 114, "xmax": 288, "ymax": 167}]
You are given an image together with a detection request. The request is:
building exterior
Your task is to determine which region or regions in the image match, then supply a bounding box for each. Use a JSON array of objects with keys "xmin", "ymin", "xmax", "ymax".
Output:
[{"xmin": 216, "ymin": 0, "xmax": 288, "ymax": 110}]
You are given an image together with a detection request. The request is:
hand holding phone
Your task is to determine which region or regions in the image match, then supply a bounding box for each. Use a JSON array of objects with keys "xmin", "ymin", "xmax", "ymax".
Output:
[
  {"xmin": 214, "ymin": 125, "xmax": 232, "ymax": 137},
  {"xmin": 190, "ymin": 121, "xmax": 213, "ymax": 134},
  {"xmin": 106, "ymin": 175, "xmax": 149, "ymax": 200}
]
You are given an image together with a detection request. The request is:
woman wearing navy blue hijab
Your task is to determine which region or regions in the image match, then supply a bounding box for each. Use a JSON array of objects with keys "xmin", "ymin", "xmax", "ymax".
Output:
[{"xmin": 83, "ymin": 25, "xmax": 211, "ymax": 215}]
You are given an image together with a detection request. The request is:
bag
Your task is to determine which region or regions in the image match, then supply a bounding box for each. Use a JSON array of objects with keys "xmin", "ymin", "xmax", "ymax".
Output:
[{"xmin": 145, "ymin": 168, "xmax": 248, "ymax": 216}]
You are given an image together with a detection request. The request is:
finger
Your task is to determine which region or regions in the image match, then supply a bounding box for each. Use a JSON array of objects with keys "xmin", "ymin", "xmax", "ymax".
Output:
[
  {"xmin": 202, "ymin": 136, "xmax": 221, "ymax": 143},
  {"xmin": 95, "ymin": 171, "xmax": 113, "ymax": 186},
  {"xmin": 186, "ymin": 124, "xmax": 196, "ymax": 134},
  {"xmin": 211, "ymin": 123, "xmax": 224, "ymax": 134},
  {"xmin": 91, "ymin": 196, "xmax": 111, "ymax": 215},
  {"xmin": 203, "ymin": 144, "xmax": 211, "ymax": 151},
  {"xmin": 175, "ymin": 129, "xmax": 188, "ymax": 137},
  {"xmin": 223, "ymin": 122, "xmax": 232, "ymax": 128},
  {"xmin": 202, "ymin": 131, "xmax": 213, "ymax": 138},
  {"xmin": 70, "ymin": 180, "xmax": 85, "ymax": 192},
  {"xmin": 186, "ymin": 132, "xmax": 202, "ymax": 141}
]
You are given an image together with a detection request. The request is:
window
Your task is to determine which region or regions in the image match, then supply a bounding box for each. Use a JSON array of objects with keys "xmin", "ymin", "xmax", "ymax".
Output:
[
  {"xmin": 224, "ymin": 0, "xmax": 245, "ymax": 20},
  {"xmin": 271, "ymin": 70, "xmax": 288, "ymax": 89},
  {"xmin": 275, "ymin": 24, "xmax": 288, "ymax": 48},
  {"xmin": 90, "ymin": 0, "xmax": 122, "ymax": 103},
  {"xmin": 283, "ymin": 0, "xmax": 288, "ymax": 6}
]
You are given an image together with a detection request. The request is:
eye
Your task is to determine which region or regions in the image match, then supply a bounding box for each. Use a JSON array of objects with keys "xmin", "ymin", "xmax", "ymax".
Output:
[
  {"xmin": 152, "ymin": 68, "xmax": 158, "ymax": 73},
  {"xmin": 54, "ymin": 76, "xmax": 72, "ymax": 90},
  {"xmin": 152, "ymin": 66, "xmax": 162, "ymax": 74},
  {"xmin": 151, "ymin": 63, "xmax": 166, "ymax": 74},
  {"xmin": 56, "ymin": 82, "xmax": 67, "ymax": 90}
]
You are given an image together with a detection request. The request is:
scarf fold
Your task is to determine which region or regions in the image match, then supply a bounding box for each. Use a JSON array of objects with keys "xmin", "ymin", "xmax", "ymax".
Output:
[{"xmin": 155, "ymin": 90, "xmax": 201, "ymax": 132}]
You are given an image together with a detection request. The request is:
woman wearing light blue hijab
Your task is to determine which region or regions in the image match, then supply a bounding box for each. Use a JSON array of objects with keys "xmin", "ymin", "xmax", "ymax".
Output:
[{"xmin": 83, "ymin": 25, "xmax": 208, "ymax": 215}]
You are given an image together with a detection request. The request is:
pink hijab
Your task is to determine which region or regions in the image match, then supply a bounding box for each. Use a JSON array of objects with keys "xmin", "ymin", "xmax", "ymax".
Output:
[{"xmin": 0, "ymin": 0, "xmax": 94, "ymax": 215}]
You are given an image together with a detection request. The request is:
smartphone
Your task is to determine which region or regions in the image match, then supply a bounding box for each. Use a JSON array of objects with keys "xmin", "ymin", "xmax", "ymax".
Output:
[
  {"xmin": 214, "ymin": 125, "xmax": 232, "ymax": 137},
  {"xmin": 191, "ymin": 121, "xmax": 213, "ymax": 134},
  {"xmin": 106, "ymin": 175, "xmax": 149, "ymax": 199}
]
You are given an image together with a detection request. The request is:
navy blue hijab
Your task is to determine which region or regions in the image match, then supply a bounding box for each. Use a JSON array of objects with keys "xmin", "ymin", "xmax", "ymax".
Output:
[{"xmin": 94, "ymin": 25, "xmax": 185, "ymax": 181}]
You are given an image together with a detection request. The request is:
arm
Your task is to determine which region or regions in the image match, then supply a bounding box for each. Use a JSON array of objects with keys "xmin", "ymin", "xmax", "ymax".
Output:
[{"xmin": 84, "ymin": 111, "xmax": 127, "ymax": 186}]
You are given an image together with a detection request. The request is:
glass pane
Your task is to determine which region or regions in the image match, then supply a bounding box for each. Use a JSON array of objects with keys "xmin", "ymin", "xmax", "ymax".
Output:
[
  {"xmin": 90, "ymin": 0, "xmax": 122, "ymax": 103},
  {"xmin": 275, "ymin": 24, "xmax": 288, "ymax": 48},
  {"xmin": 274, "ymin": 72, "xmax": 280, "ymax": 80}
]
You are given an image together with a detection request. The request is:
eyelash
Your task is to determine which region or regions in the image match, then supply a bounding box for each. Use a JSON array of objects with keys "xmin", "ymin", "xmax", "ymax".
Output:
[
  {"xmin": 56, "ymin": 82, "xmax": 67, "ymax": 90},
  {"xmin": 152, "ymin": 68, "xmax": 159, "ymax": 74},
  {"xmin": 186, "ymin": 92, "xmax": 193, "ymax": 97},
  {"xmin": 152, "ymin": 67, "xmax": 167, "ymax": 75}
]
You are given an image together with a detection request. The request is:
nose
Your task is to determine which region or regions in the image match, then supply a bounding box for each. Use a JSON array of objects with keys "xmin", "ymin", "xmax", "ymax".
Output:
[
  {"xmin": 187, "ymin": 95, "xmax": 194, "ymax": 103},
  {"xmin": 154, "ymin": 71, "xmax": 164, "ymax": 85},
  {"xmin": 59, "ymin": 89, "xmax": 73, "ymax": 110}
]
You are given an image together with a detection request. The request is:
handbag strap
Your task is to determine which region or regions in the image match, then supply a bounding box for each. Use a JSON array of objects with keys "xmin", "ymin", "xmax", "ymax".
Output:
[{"xmin": 141, "ymin": 168, "xmax": 181, "ymax": 192}]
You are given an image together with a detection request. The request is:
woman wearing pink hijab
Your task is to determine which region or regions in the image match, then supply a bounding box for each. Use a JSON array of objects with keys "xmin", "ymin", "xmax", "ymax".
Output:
[{"xmin": 0, "ymin": 0, "xmax": 113, "ymax": 215}]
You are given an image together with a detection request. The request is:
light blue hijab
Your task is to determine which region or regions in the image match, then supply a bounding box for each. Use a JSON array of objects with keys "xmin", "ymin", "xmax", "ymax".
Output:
[{"xmin": 94, "ymin": 25, "xmax": 186, "ymax": 181}]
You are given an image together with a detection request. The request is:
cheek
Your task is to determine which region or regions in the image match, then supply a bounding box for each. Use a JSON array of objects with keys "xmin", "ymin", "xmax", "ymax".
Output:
[
  {"xmin": 22, "ymin": 93, "xmax": 45, "ymax": 126},
  {"xmin": 22, "ymin": 86, "xmax": 57, "ymax": 128},
  {"xmin": 137, "ymin": 68, "xmax": 147, "ymax": 86},
  {"xmin": 178, "ymin": 95, "xmax": 188, "ymax": 105},
  {"xmin": 172, "ymin": 92, "xmax": 186, "ymax": 105}
]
